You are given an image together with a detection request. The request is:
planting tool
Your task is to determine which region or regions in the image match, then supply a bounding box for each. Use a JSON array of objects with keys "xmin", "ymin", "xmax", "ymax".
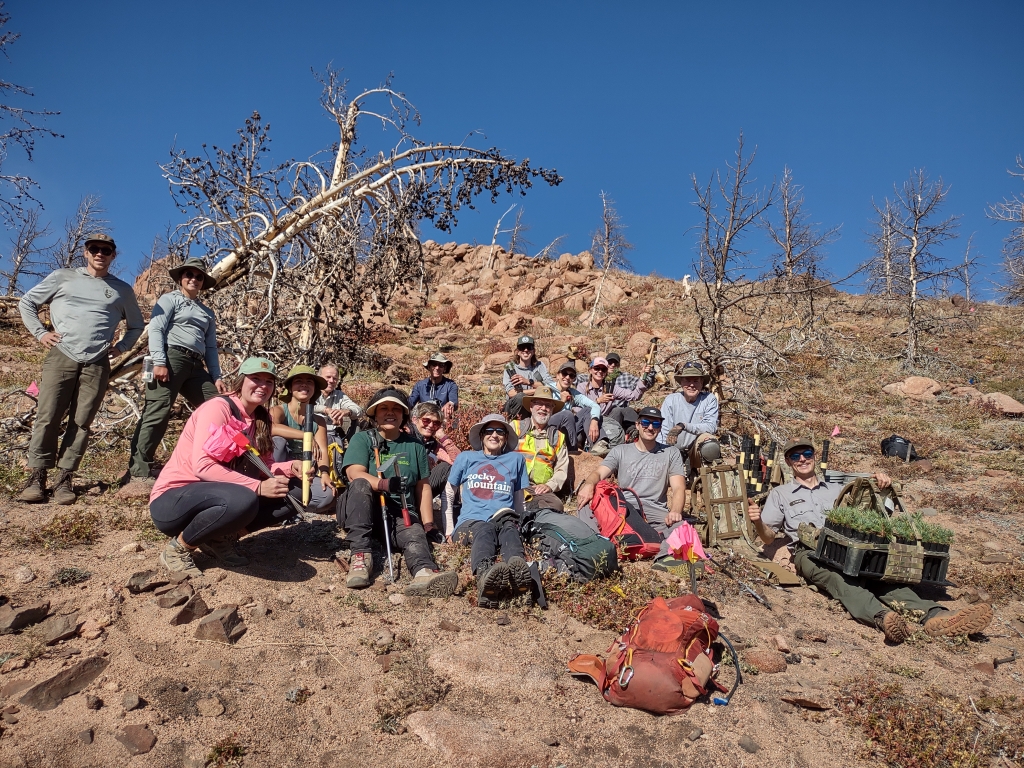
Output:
[
  {"xmin": 373, "ymin": 446, "xmax": 399, "ymax": 582},
  {"xmin": 706, "ymin": 555, "xmax": 773, "ymax": 611},
  {"xmin": 819, "ymin": 439, "xmax": 830, "ymax": 475},
  {"xmin": 301, "ymin": 403, "xmax": 315, "ymax": 506}
]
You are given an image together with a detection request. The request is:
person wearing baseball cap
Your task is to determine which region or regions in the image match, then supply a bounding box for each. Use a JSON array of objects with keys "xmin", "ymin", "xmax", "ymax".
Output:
[
  {"xmin": 501, "ymin": 335, "xmax": 557, "ymax": 420},
  {"xmin": 660, "ymin": 361, "xmax": 720, "ymax": 477},
  {"xmin": 18, "ymin": 231, "xmax": 144, "ymax": 505},
  {"xmin": 340, "ymin": 387, "xmax": 458, "ymax": 597},
  {"xmin": 748, "ymin": 439, "xmax": 992, "ymax": 644},
  {"xmin": 123, "ymin": 257, "xmax": 225, "ymax": 492},
  {"xmin": 550, "ymin": 358, "xmax": 601, "ymax": 453},
  {"xmin": 409, "ymin": 352, "xmax": 459, "ymax": 421},
  {"xmin": 579, "ymin": 356, "xmax": 653, "ymax": 457},
  {"xmin": 148, "ymin": 357, "xmax": 309, "ymax": 576}
]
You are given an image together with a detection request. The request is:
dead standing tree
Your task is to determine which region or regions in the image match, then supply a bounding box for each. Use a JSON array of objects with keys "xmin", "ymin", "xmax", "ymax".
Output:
[
  {"xmin": 111, "ymin": 69, "xmax": 560, "ymax": 377},
  {"xmin": 587, "ymin": 191, "xmax": 632, "ymax": 327},
  {"xmin": 988, "ymin": 155, "xmax": 1024, "ymax": 304},
  {"xmin": 866, "ymin": 198, "xmax": 905, "ymax": 302}
]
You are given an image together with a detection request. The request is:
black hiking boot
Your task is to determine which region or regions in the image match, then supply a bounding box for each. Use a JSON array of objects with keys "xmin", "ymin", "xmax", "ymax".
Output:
[
  {"xmin": 507, "ymin": 556, "xmax": 533, "ymax": 598},
  {"xmin": 476, "ymin": 560, "xmax": 511, "ymax": 609}
]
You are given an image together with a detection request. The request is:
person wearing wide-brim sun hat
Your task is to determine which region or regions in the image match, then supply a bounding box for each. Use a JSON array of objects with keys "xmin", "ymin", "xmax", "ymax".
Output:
[
  {"xmin": 339, "ymin": 387, "xmax": 458, "ymax": 597},
  {"xmin": 124, "ymin": 257, "xmax": 225, "ymax": 492},
  {"xmin": 268, "ymin": 364, "xmax": 334, "ymax": 514},
  {"xmin": 408, "ymin": 352, "xmax": 459, "ymax": 421},
  {"xmin": 658, "ymin": 360, "xmax": 720, "ymax": 475},
  {"xmin": 444, "ymin": 413, "xmax": 532, "ymax": 608}
]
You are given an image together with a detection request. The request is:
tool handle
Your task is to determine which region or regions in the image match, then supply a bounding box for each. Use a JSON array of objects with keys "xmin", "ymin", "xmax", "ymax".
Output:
[{"xmin": 819, "ymin": 439, "xmax": 830, "ymax": 473}]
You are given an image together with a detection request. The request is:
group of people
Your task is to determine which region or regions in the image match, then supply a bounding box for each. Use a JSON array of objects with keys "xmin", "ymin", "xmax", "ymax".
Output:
[{"xmin": 14, "ymin": 236, "xmax": 994, "ymax": 639}]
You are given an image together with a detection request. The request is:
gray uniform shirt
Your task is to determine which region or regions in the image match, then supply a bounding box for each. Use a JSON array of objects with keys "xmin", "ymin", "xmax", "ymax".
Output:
[
  {"xmin": 19, "ymin": 268, "xmax": 144, "ymax": 364},
  {"xmin": 148, "ymin": 291, "xmax": 221, "ymax": 380},
  {"xmin": 600, "ymin": 441, "xmax": 686, "ymax": 525},
  {"xmin": 315, "ymin": 388, "xmax": 363, "ymax": 438},
  {"xmin": 760, "ymin": 478, "xmax": 842, "ymax": 543}
]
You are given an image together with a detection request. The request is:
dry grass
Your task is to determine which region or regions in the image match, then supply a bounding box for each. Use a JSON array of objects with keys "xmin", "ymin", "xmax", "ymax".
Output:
[
  {"xmin": 540, "ymin": 562, "xmax": 677, "ymax": 631},
  {"xmin": 373, "ymin": 653, "xmax": 449, "ymax": 732},
  {"xmin": 947, "ymin": 561, "xmax": 1024, "ymax": 604}
]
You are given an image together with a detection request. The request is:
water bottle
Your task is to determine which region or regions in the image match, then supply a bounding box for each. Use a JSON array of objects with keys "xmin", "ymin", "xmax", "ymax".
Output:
[{"xmin": 142, "ymin": 355, "xmax": 155, "ymax": 383}]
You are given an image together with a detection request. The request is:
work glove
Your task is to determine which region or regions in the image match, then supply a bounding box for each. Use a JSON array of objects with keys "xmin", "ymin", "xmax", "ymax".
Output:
[
  {"xmin": 666, "ymin": 424, "xmax": 684, "ymax": 446},
  {"xmin": 377, "ymin": 476, "xmax": 402, "ymax": 493},
  {"xmin": 423, "ymin": 521, "xmax": 444, "ymax": 544},
  {"xmin": 642, "ymin": 371, "xmax": 656, "ymax": 387}
]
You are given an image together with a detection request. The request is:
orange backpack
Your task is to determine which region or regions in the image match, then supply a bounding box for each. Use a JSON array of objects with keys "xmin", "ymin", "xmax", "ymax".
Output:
[{"xmin": 568, "ymin": 594, "xmax": 725, "ymax": 714}]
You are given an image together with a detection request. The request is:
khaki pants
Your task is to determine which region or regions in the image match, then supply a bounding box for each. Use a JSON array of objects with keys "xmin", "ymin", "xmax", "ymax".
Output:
[{"xmin": 28, "ymin": 347, "xmax": 110, "ymax": 471}]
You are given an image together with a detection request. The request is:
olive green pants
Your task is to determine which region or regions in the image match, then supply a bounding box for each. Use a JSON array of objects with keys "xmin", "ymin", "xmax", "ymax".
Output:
[
  {"xmin": 128, "ymin": 347, "xmax": 217, "ymax": 478},
  {"xmin": 28, "ymin": 347, "xmax": 110, "ymax": 471},
  {"xmin": 794, "ymin": 549, "xmax": 943, "ymax": 626}
]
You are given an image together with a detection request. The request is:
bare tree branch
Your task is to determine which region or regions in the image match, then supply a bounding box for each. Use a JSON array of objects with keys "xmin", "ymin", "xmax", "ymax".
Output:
[
  {"xmin": 587, "ymin": 191, "xmax": 632, "ymax": 327},
  {"xmin": 988, "ymin": 155, "xmax": 1024, "ymax": 304}
]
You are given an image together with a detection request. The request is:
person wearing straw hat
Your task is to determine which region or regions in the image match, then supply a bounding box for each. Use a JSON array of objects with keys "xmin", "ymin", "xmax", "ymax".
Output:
[
  {"xmin": 510, "ymin": 385, "xmax": 574, "ymax": 512},
  {"xmin": 444, "ymin": 414, "xmax": 532, "ymax": 607},
  {"xmin": 341, "ymin": 388, "xmax": 458, "ymax": 596},
  {"xmin": 269, "ymin": 365, "xmax": 334, "ymax": 513},
  {"xmin": 409, "ymin": 352, "xmax": 459, "ymax": 421},
  {"xmin": 149, "ymin": 357, "xmax": 311, "ymax": 575},
  {"xmin": 124, "ymin": 257, "xmax": 224, "ymax": 491},
  {"xmin": 659, "ymin": 361, "xmax": 720, "ymax": 475}
]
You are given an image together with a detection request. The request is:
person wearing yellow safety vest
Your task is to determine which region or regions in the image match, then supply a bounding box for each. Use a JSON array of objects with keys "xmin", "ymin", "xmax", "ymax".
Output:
[{"xmin": 511, "ymin": 385, "xmax": 571, "ymax": 513}]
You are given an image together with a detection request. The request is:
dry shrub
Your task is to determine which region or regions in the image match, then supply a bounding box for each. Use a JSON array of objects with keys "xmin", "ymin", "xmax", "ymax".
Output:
[
  {"xmin": 541, "ymin": 562, "xmax": 677, "ymax": 631},
  {"xmin": 482, "ymin": 338, "xmax": 512, "ymax": 357},
  {"xmin": 434, "ymin": 305, "xmax": 459, "ymax": 326},
  {"xmin": 11, "ymin": 510, "xmax": 102, "ymax": 550},
  {"xmin": 342, "ymin": 382, "xmax": 383, "ymax": 411},
  {"xmin": 446, "ymin": 399, "xmax": 504, "ymax": 449},
  {"xmin": 614, "ymin": 304, "xmax": 652, "ymax": 334},
  {"xmin": 836, "ymin": 678, "xmax": 1024, "ymax": 767},
  {"xmin": 206, "ymin": 732, "xmax": 246, "ymax": 767},
  {"xmin": 373, "ymin": 654, "xmax": 449, "ymax": 732},
  {"xmin": 947, "ymin": 561, "xmax": 1024, "ymax": 604}
]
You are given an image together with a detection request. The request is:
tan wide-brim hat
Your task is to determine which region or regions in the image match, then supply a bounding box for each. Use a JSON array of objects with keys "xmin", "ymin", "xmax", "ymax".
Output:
[
  {"xmin": 673, "ymin": 360, "xmax": 710, "ymax": 387},
  {"xmin": 168, "ymin": 257, "xmax": 216, "ymax": 290},
  {"xmin": 468, "ymin": 413, "xmax": 519, "ymax": 452},
  {"xmin": 522, "ymin": 385, "xmax": 566, "ymax": 413}
]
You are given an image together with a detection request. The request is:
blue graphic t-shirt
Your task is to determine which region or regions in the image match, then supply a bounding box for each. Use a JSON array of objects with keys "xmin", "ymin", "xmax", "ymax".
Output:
[{"xmin": 448, "ymin": 450, "xmax": 529, "ymax": 525}]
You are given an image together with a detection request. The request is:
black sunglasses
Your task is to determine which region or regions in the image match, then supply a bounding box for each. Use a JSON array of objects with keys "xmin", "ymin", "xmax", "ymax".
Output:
[
  {"xmin": 517, "ymin": 345, "xmax": 534, "ymax": 351},
  {"xmin": 86, "ymin": 244, "xmax": 114, "ymax": 257},
  {"xmin": 638, "ymin": 418, "xmax": 663, "ymax": 428},
  {"xmin": 181, "ymin": 270, "xmax": 204, "ymax": 280},
  {"xmin": 482, "ymin": 426, "xmax": 506, "ymax": 436},
  {"xmin": 787, "ymin": 448, "xmax": 815, "ymax": 461},
  {"xmin": 592, "ymin": 366, "xmax": 608, "ymax": 373}
]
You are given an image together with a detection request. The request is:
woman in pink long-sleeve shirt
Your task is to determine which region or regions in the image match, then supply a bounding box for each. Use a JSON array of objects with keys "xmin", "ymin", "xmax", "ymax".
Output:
[{"xmin": 149, "ymin": 357, "xmax": 306, "ymax": 576}]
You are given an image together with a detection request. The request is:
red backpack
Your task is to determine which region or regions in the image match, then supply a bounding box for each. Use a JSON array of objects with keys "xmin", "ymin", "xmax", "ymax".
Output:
[
  {"xmin": 568, "ymin": 594, "xmax": 725, "ymax": 714},
  {"xmin": 589, "ymin": 480, "xmax": 662, "ymax": 560}
]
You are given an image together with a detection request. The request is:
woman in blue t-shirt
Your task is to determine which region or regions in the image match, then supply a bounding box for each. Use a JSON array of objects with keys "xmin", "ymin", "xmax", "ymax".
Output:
[{"xmin": 445, "ymin": 413, "xmax": 531, "ymax": 608}]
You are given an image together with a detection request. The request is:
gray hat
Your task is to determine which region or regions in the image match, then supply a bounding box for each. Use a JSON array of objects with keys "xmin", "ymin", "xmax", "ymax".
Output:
[
  {"xmin": 84, "ymin": 232, "xmax": 116, "ymax": 250},
  {"xmin": 423, "ymin": 352, "xmax": 452, "ymax": 374},
  {"xmin": 673, "ymin": 360, "xmax": 709, "ymax": 387},
  {"xmin": 782, "ymin": 438, "xmax": 815, "ymax": 457},
  {"xmin": 468, "ymin": 413, "xmax": 519, "ymax": 452},
  {"xmin": 168, "ymin": 257, "xmax": 216, "ymax": 289}
]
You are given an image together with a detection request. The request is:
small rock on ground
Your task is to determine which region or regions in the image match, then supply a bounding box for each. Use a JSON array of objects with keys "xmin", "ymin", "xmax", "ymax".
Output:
[
  {"xmin": 116, "ymin": 724, "xmax": 157, "ymax": 755},
  {"xmin": 13, "ymin": 566, "xmax": 35, "ymax": 584},
  {"xmin": 78, "ymin": 728, "xmax": 93, "ymax": 744},
  {"xmin": 196, "ymin": 697, "xmax": 225, "ymax": 717},
  {"xmin": 687, "ymin": 727, "xmax": 703, "ymax": 741},
  {"xmin": 737, "ymin": 735, "xmax": 760, "ymax": 753},
  {"xmin": 122, "ymin": 692, "xmax": 141, "ymax": 711}
]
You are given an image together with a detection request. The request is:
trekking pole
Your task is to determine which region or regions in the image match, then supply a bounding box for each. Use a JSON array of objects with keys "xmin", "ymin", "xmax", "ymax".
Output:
[
  {"xmin": 371, "ymin": 436, "xmax": 397, "ymax": 583},
  {"xmin": 301, "ymin": 403, "xmax": 315, "ymax": 506}
]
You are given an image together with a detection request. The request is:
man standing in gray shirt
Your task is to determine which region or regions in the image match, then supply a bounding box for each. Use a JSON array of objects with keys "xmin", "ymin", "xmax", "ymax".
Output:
[{"xmin": 18, "ymin": 233, "xmax": 144, "ymax": 505}]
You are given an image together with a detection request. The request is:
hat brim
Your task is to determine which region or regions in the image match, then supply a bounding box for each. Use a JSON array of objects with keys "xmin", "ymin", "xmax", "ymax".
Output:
[
  {"xmin": 168, "ymin": 265, "xmax": 216, "ymax": 289},
  {"xmin": 468, "ymin": 415, "xmax": 519, "ymax": 452},
  {"xmin": 521, "ymin": 394, "xmax": 566, "ymax": 413},
  {"xmin": 423, "ymin": 359, "xmax": 453, "ymax": 374},
  {"xmin": 366, "ymin": 395, "xmax": 410, "ymax": 418}
]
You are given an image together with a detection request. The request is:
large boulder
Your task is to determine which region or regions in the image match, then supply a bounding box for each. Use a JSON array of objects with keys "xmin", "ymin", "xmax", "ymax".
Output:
[
  {"xmin": 980, "ymin": 392, "xmax": 1024, "ymax": 416},
  {"xmin": 510, "ymin": 287, "xmax": 544, "ymax": 312},
  {"xmin": 454, "ymin": 301, "xmax": 482, "ymax": 329},
  {"xmin": 882, "ymin": 376, "xmax": 942, "ymax": 400},
  {"xmin": 626, "ymin": 331, "xmax": 655, "ymax": 360},
  {"xmin": 599, "ymin": 280, "xmax": 627, "ymax": 305}
]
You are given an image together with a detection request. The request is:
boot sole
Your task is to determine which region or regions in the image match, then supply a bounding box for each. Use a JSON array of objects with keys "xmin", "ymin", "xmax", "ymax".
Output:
[
  {"xmin": 882, "ymin": 612, "xmax": 911, "ymax": 644},
  {"xmin": 925, "ymin": 603, "xmax": 993, "ymax": 637},
  {"xmin": 477, "ymin": 563, "xmax": 512, "ymax": 604},
  {"xmin": 16, "ymin": 493, "xmax": 46, "ymax": 504},
  {"xmin": 507, "ymin": 557, "xmax": 533, "ymax": 596},
  {"xmin": 404, "ymin": 570, "xmax": 458, "ymax": 598}
]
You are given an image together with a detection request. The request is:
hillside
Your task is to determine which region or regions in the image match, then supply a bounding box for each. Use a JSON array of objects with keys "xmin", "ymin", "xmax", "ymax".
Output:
[{"xmin": 0, "ymin": 245, "xmax": 1022, "ymax": 768}]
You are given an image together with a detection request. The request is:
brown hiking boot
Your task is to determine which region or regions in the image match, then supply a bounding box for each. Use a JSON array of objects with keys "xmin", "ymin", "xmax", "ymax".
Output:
[
  {"xmin": 16, "ymin": 468, "xmax": 47, "ymax": 503},
  {"xmin": 51, "ymin": 470, "xmax": 76, "ymax": 505},
  {"xmin": 404, "ymin": 568, "xmax": 458, "ymax": 598},
  {"xmin": 878, "ymin": 611, "xmax": 911, "ymax": 644},
  {"xmin": 346, "ymin": 552, "xmax": 373, "ymax": 589},
  {"xmin": 923, "ymin": 604, "xmax": 993, "ymax": 637}
]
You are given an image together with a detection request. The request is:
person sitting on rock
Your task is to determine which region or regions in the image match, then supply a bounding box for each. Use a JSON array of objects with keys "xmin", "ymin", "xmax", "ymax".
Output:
[
  {"xmin": 341, "ymin": 388, "xmax": 458, "ymax": 597},
  {"xmin": 502, "ymin": 335, "xmax": 557, "ymax": 419},
  {"xmin": 269, "ymin": 365, "xmax": 335, "ymax": 514},
  {"xmin": 444, "ymin": 414, "xmax": 532, "ymax": 608},
  {"xmin": 510, "ymin": 385, "xmax": 573, "ymax": 513},
  {"xmin": 410, "ymin": 401, "xmax": 461, "ymax": 508},
  {"xmin": 576, "ymin": 406, "xmax": 687, "ymax": 551},
  {"xmin": 748, "ymin": 438, "xmax": 993, "ymax": 644},
  {"xmin": 552, "ymin": 359, "xmax": 601, "ymax": 452},
  {"xmin": 315, "ymin": 363, "xmax": 362, "ymax": 449},
  {"xmin": 604, "ymin": 351, "xmax": 643, "ymax": 438},
  {"xmin": 660, "ymin": 361, "xmax": 720, "ymax": 475},
  {"xmin": 579, "ymin": 356, "xmax": 653, "ymax": 456},
  {"xmin": 149, "ymin": 357, "xmax": 309, "ymax": 575},
  {"xmin": 409, "ymin": 352, "xmax": 459, "ymax": 421}
]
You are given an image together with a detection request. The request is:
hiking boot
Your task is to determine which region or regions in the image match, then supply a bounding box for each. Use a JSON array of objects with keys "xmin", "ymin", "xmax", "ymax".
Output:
[
  {"xmin": 404, "ymin": 568, "xmax": 458, "ymax": 598},
  {"xmin": 476, "ymin": 561, "xmax": 511, "ymax": 608},
  {"xmin": 16, "ymin": 468, "xmax": 47, "ymax": 503},
  {"xmin": 507, "ymin": 556, "xmax": 533, "ymax": 597},
  {"xmin": 197, "ymin": 535, "xmax": 250, "ymax": 567},
  {"xmin": 923, "ymin": 603, "xmax": 993, "ymax": 637},
  {"xmin": 51, "ymin": 470, "xmax": 76, "ymax": 505},
  {"xmin": 877, "ymin": 611, "xmax": 911, "ymax": 644},
  {"xmin": 346, "ymin": 552, "xmax": 372, "ymax": 589},
  {"xmin": 159, "ymin": 538, "xmax": 203, "ymax": 577},
  {"xmin": 590, "ymin": 439, "xmax": 610, "ymax": 458}
]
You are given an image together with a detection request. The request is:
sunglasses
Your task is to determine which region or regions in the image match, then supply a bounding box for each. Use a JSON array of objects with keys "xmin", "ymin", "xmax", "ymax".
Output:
[
  {"xmin": 482, "ymin": 427, "xmax": 506, "ymax": 436},
  {"xmin": 181, "ymin": 270, "xmax": 204, "ymax": 281},
  {"xmin": 592, "ymin": 366, "xmax": 608, "ymax": 373},
  {"xmin": 638, "ymin": 418, "xmax": 663, "ymax": 428},
  {"xmin": 787, "ymin": 449, "xmax": 815, "ymax": 461},
  {"xmin": 86, "ymin": 244, "xmax": 114, "ymax": 257},
  {"xmin": 517, "ymin": 345, "xmax": 534, "ymax": 352},
  {"xmin": 419, "ymin": 418, "xmax": 441, "ymax": 427}
]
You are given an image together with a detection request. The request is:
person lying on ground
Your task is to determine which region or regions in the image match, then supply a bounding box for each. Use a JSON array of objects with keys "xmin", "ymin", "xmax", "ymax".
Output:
[
  {"xmin": 444, "ymin": 414, "xmax": 532, "ymax": 608},
  {"xmin": 149, "ymin": 357, "xmax": 311, "ymax": 575},
  {"xmin": 552, "ymin": 359, "xmax": 601, "ymax": 452},
  {"xmin": 502, "ymin": 334, "xmax": 557, "ymax": 419},
  {"xmin": 409, "ymin": 352, "xmax": 459, "ymax": 421},
  {"xmin": 269, "ymin": 365, "xmax": 335, "ymax": 514},
  {"xmin": 576, "ymin": 406, "xmax": 686, "ymax": 554},
  {"xmin": 579, "ymin": 356, "xmax": 652, "ymax": 456},
  {"xmin": 126, "ymin": 258, "xmax": 226, "ymax": 490},
  {"xmin": 341, "ymin": 388, "xmax": 458, "ymax": 597},
  {"xmin": 660, "ymin": 361, "xmax": 720, "ymax": 476},
  {"xmin": 748, "ymin": 438, "xmax": 993, "ymax": 644},
  {"xmin": 315, "ymin": 363, "xmax": 361, "ymax": 448},
  {"xmin": 511, "ymin": 385, "xmax": 572, "ymax": 513}
]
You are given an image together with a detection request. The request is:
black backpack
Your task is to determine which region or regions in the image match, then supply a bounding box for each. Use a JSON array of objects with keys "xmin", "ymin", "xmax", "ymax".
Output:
[
  {"xmin": 522, "ymin": 509, "xmax": 619, "ymax": 583},
  {"xmin": 881, "ymin": 434, "xmax": 919, "ymax": 462}
]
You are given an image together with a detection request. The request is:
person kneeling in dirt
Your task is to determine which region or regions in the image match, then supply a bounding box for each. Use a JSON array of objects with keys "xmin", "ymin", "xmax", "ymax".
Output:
[
  {"xmin": 576, "ymin": 406, "xmax": 687, "ymax": 552},
  {"xmin": 149, "ymin": 358, "xmax": 310, "ymax": 575},
  {"xmin": 443, "ymin": 414, "xmax": 532, "ymax": 608},
  {"xmin": 660, "ymin": 361, "xmax": 720, "ymax": 477},
  {"xmin": 747, "ymin": 438, "xmax": 993, "ymax": 644},
  {"xmin": 341, "ymin": 388, "xmax": 457, "ymax": 597},
  {"xmin": 511, "ymin": 385, "xmax": 573, "ymax": 513}
]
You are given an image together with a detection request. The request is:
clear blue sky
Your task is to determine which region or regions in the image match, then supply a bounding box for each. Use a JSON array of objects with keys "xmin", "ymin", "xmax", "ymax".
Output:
[{"xmin": 5, "ymin": 0, "xmax": 1023, "ymax": 297}]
